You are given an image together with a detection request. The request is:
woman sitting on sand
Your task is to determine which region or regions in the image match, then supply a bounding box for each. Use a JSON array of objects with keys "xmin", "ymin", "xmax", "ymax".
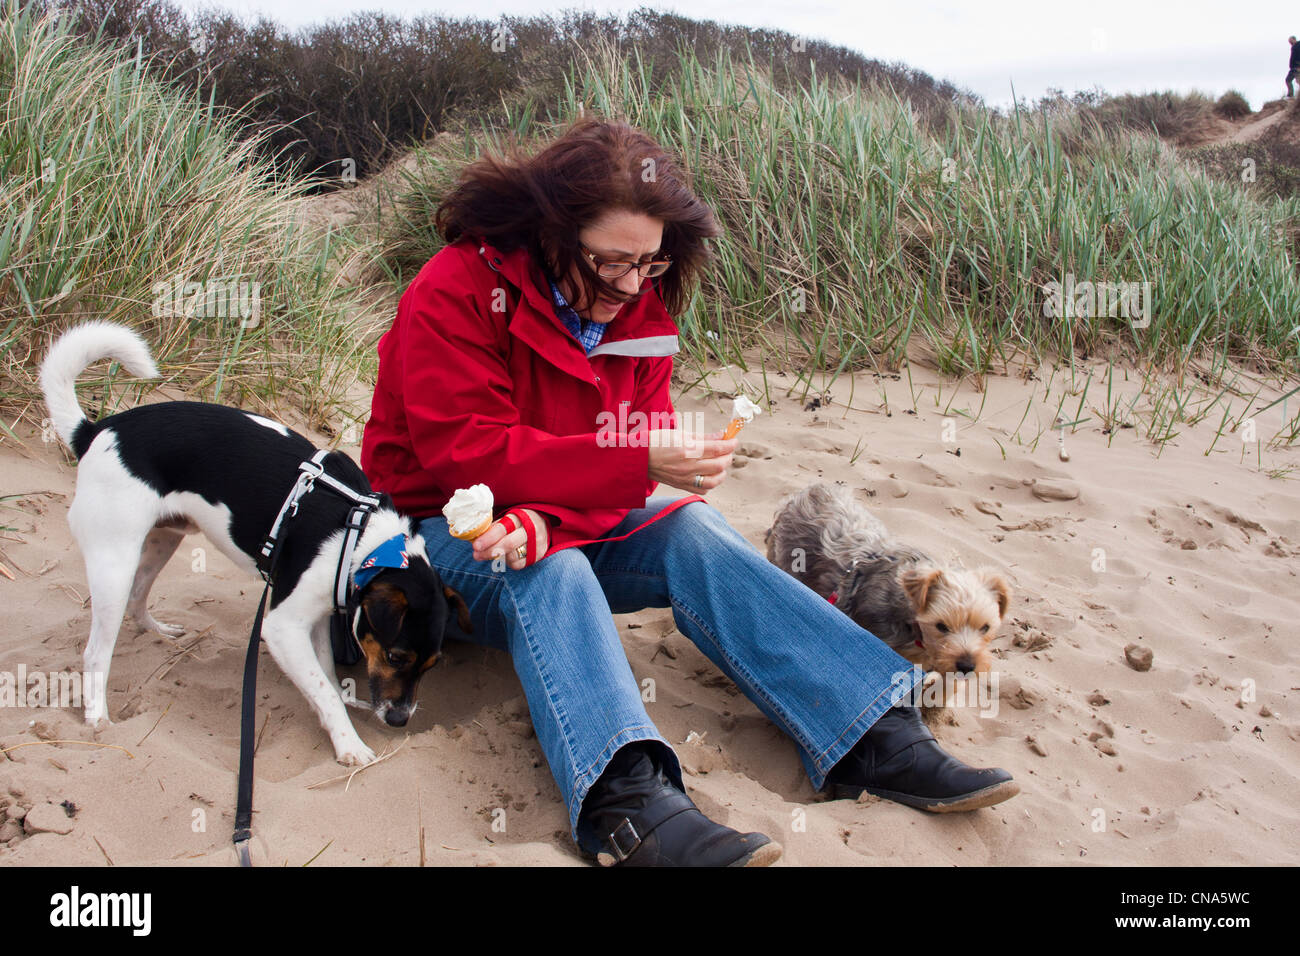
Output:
[{"xmin": 360, "ymin": 117, "xmax": 1018, "ymax": 866}]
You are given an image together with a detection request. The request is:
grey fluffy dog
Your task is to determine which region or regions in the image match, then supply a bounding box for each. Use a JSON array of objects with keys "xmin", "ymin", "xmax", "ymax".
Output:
[{"xmin": 764, "ymin": 482, "xmax": 1011, "ymax": 717}]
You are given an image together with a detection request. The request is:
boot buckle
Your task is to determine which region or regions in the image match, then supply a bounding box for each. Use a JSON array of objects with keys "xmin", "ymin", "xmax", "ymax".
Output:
[{"xmin": 607, "ymin": 817, "xmax": 642, "ymax": 862}]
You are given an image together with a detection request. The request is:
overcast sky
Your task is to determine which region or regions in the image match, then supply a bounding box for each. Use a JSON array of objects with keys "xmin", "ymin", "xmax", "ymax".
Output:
[{"xmin": 176, "ymin": 0, "xmax": 1298, "ymax": 110}]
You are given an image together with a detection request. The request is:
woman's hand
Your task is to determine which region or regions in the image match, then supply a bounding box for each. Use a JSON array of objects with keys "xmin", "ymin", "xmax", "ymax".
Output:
[
  {"xmin": 471, "ymin": 508, "xmax": 551, "ymax": 570},
  {"xmin": 647, "ymin": 429, "xmax": 738, "ymax": 493}
]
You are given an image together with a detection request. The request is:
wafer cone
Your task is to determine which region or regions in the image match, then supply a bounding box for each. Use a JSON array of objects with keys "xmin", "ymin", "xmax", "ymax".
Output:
[
  {"xmin": 722, "ymin": 418, "xmax": 747, "ymax": 440},
  {"xmin": 449, "ymin": 516, "xmax": 493, "ymax": 541}
]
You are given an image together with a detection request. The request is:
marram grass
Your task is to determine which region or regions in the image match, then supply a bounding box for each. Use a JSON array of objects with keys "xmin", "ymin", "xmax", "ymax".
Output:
[
  {"xmin": 388, "ymin": 36, "xmax": 1300, "ymax": 388},
  {"xmin": 4, "ymin": 8, "xmax": 1298, "ymax": 450},
  {"xmin": 0, "ymin": 2, "xmax": 383, "ymax": 434}
]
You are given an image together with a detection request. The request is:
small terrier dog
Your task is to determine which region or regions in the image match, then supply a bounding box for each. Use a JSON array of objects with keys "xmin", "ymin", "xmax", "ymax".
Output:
[
  {"xmin": 765, "ymin": 483, "xmax": 1011, "ymax": 719},
  {"xmin": 40, "ymin": 321, "xmax": 470, "ymax": 765}
]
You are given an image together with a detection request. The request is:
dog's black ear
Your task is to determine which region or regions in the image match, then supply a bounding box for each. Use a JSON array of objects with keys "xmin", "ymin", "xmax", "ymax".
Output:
[
  {"xmin": 360, "ymin": 583, "xmax": 408, "ymax": 641},
  {"xmin": 442, "ymin": 585, "xmax": 472, "ymax": 634}
]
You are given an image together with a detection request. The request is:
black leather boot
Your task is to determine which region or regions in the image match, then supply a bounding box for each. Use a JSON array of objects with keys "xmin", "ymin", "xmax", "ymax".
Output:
[
  {"xmin": 827, "ymin": 705, "xmax": 1019, "ymax": 812},
  {"xmin": 577, "ymin": 742, "xmax": 781, "ymax": 867}
]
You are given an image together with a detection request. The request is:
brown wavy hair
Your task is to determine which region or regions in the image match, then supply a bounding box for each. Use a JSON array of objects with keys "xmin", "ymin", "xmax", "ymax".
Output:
[{"xmin": 434, "ymin": 117, "xmax": 719, "ymax": 317}]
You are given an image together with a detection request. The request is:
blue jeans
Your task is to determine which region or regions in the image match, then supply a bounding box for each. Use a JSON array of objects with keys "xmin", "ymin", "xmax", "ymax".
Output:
[{"xmin": 416, "ymin": 496, "xmax": 922, "ymax": 851}]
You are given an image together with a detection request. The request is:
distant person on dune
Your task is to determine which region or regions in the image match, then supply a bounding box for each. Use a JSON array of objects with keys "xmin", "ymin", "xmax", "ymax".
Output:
[{"xmin": 1287, "ymin": 36, "xmax": 1300, "ymax": 97}]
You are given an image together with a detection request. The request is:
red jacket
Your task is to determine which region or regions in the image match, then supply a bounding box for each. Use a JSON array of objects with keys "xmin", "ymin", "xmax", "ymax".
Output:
[{"xmin": 361, "ymin": 236, "xmax": 702, "ymax": 555}]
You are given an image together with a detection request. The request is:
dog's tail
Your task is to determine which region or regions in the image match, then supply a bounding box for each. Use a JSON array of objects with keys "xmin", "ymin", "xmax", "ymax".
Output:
[{"xmin": 39, "ymin": 321, "xmax": 158, "ymax": 450}]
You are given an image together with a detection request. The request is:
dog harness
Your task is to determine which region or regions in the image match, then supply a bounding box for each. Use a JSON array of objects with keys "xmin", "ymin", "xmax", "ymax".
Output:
[
  {"xmin": 235, "ymin": 450, "xmax": 391, "ymax": 867},
  {"xmin": 258, "ymin": 449, "xmax": 389, "ymax": 657}
]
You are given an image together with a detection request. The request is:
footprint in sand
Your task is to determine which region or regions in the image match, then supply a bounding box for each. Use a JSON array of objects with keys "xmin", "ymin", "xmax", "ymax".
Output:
[
  {"xmin": 1214, "ymin": 507, "xmax": 1270, "ymax": 544},
  {"xmin": 1146, "ymin": 506, "xmax": 1226, "ymax": 552},
  {"xmin": 1263, "ymin": 538, "xmax": 1300, "ymax": 558}
]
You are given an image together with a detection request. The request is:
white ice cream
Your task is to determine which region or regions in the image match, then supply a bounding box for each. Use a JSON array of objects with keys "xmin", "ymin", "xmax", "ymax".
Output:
[
  {"xmin": 444, "ymin": 484, "xmax": 494, "ymax": 536},
  {"xmin": 731, "ymin": 394, "xmax": 762, "ymax": 424}
]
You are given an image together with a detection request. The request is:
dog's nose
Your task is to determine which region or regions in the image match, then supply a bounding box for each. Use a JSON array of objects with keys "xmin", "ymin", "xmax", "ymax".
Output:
[
  {"xmin": 384, "ymin": 707, "xmax": 410, "ymax": 727},
  {"xmin": 955, "ymin": 658, "xmax": 975, "ymax": 674}
]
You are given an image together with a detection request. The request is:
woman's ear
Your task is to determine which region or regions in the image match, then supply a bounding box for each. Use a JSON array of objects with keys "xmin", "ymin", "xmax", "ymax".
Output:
[
  {"xmin": 538, "ymin": 231, "xmax": 573, "ymax": 281},
  {"xmin": 538, "ymin": 234, "xmax": 561, "ymax": 276}
]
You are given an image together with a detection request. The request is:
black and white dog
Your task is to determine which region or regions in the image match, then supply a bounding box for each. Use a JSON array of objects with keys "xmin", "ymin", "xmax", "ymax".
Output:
[{"xmin": 40, "ymin": 321, "xmax": 470, "ymax": 765}]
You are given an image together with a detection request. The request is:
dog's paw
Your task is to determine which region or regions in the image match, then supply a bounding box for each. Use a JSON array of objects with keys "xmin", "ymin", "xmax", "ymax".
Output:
[
  {"xmin": 85, "ymin": 713, "xmax": 113, "ymax": 731},
  {"xmin": 335, "ymin": 742, "xmax": 376, "ymax": 767}
]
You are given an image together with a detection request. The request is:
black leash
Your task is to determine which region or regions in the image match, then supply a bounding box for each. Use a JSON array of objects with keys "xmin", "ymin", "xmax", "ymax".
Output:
[
  {"xmin": 231, "ymin": 452, "xmax": 381, "ymax": 866},
  {"xmin": 233, "ymin": 583, "xmax": 269, "ymax": 867}
]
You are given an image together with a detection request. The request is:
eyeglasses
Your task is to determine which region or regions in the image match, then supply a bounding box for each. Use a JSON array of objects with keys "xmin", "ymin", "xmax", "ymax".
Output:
[{"xmin": 580, "ymin": 243, "xmax": 673, "ymax": 279}]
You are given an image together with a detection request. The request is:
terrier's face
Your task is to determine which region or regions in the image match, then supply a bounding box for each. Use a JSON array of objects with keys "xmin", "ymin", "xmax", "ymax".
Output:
[
  {"xmin": 899, "ymin": 566, "xmax": 1010, "ymax": 677},
  {"xmin": 354, "ymin": 557, "xmax": 471, "ymax": 727}
]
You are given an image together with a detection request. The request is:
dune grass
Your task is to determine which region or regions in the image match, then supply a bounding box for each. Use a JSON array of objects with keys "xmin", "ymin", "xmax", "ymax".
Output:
[
  {"xmin": 382, "ymin": 40, "xmax": 1300, "ymax": 389},
  {"xmin": 0, "ymin": 2, "xmax": 384, "ymax": 437},
  {"xmin": 4, "ymin": 7, "xmax": 1299, "ymax": 453}
]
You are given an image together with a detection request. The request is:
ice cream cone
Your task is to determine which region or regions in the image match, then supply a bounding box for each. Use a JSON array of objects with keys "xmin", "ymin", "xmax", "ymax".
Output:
[
  {"xmin": 722, "ymin": 394, "xmax": 762, "ymax": 440},
  {"xmin": 449, "ymin": 516, "xmax": 493, "ymax": 541},
  {"xmin": 444, "ymin": 484, "xmax": 494, "ymax": 542}
]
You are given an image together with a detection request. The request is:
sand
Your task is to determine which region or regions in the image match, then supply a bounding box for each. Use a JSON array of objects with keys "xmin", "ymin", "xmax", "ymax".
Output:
[{"xmin": 2, "ymin": 355, "xmax": 1298, "ymax": 866}]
